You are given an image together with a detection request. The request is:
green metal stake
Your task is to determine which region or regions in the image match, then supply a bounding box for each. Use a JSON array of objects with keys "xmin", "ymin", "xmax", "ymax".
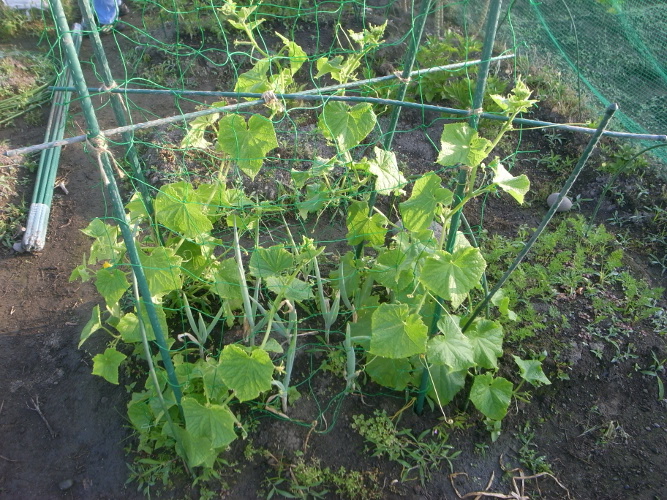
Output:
[
  {"xmin": 415, "ymin": 0, "xmax": 504, "ymax": 416},
  {"xmin": 77, "ymin": 0, "xmax": 156, "ymax": 225},
  {"xmin": 357, "ymin": 0, "xmax": 434, "ymax": 258},
  {"xmin": 48, "ymin": 0, "xmax": 184, "ymax": 414},
  {"xmin": 461, "ymin": 104, "xmax": 619, "ymax": 333},
  {"xmin": 20, "ymin": 25, "xmax": 81, "ymax": 252}
]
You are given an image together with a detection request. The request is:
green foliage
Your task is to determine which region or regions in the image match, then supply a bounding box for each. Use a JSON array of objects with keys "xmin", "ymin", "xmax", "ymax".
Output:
[
  {"xmin": 352, "ymin": 410, "xmax": 460, "ymax": 485},
  {"xmin": 413, "ymin": 32, "xmax": 507, "ymax": 114}
]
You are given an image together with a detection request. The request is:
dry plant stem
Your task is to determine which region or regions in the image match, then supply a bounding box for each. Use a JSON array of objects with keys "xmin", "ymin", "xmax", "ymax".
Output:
[
  {"xmin": 0, "ymin": 454, "xmax": 17, "ymax": 462},
  {"xmin": 26, "ymin": 396, "xmax": 57, "ymax": 439}
]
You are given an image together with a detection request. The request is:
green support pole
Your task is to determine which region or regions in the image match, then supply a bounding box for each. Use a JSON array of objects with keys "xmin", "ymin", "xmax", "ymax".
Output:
[
  {"xmin": 48, "ymin": 0, "xmax": 184, "ymax": 414},
  {"xmin": 415, "ymin": 0, "xmax": 504, "ymax": 415},
  {"xmin": 77, "ymin": 0, "xmax": 155, "ymax": 215},
  {"xmin": 358, "ymin": 0, "xmax": 434, "ymax": 258},
  {"xmin": 19, "ymin": 25, "xmax": 81, "ymax": 252},
  {"xmin": 461, "ymin": 103, "xmax": 619, "ymax": 333}
]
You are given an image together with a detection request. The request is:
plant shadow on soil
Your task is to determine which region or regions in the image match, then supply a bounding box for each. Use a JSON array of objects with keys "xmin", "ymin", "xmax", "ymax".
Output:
[{"xmin": 1, "ymin": 8, "xmax": 667, "ymax": 500}]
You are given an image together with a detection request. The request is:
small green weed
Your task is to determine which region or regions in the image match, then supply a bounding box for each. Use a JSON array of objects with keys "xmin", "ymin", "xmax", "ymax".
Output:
[
  {"xmin": 352, "ymin": 410, "xmax": 460, "ymax": 486},
  {"xmin": 517, "ymin": 422, "xmax": 553, "ymax": 474},
  {"xmin": 263, "ymin": 455, "xmax": 383, "ymax": 500}
]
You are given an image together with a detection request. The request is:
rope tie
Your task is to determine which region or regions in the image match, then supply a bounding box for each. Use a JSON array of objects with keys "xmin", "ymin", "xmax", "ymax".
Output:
[
  {"xmin": 99, "ymin": 81, "xmax": 128, "ymax": 112},
  {"xmin": 86, "ymin": 135, "xmax": 125, "ymax": 185},
  {"xmin": 262, "ymin": 90, "xmax": 284, "ymax": 113},
  {"xmin": 392, "ymin": 71, "xmax": 411, "ymax": 83}
]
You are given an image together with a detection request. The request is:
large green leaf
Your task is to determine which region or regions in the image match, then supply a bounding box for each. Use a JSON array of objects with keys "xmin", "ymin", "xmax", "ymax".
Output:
[
  {"xmin": 217, "ymin": 113, "xmax": 278, "ymax": 179},
  {"xmin": 399, "ymin": 172, "xmax": 452, "ymax": 232},
  {"xmin": 371, "ymin": 248, "xmax": 414, "ymax": 292},
  {"xmin": 92, "ymin": 348, "xmax": 127, "ymax": 385},
  {"xmin": 490, "ymin": 159, "xmax": 530, "ymax": 204},
  {"xmin": 95, "ymin": 267, "xmax": 129, "ymax": 306},
  {"xmin": 426, "ymin": 365, "xmax": 467, "ymax": 406},
  {"xmin": 78, "ymin": 305, "xmax": 102, "ymax": 348},
  {"xmin": 249, "ymin": 245, "xmax": 294, "ymax": 278},
  {"xmin": 82, "ymin": 219, "xmax": 124, "ymax": 264},
  {"xmin": 200, "ymin": 358, "xmax": 229, "ymax": 403},
  {"xmin": 127, "ymin": 396, "xmax": 153, "ymax": 432},
  {"xmin": 369, "ymin": 303, "xmax": 428, "ymax": 359},
  {"xmin": 346, "ymin": 200, "xmax": 387, "ymax": 246},
  {"xmin": 427, "ymin": 319, "xmax": 475, "ymax": 371},
  {"xmin": 174, "ymin": 426, "xmax": 217, "ymax": 469},
  {"xmin": 465, "ymin": 320, "xmax": 504, "ymax": 369},
  {"xmin": 368, "ymin": 147, "xmax": 406, "ymax": 195},
  {"xmin": 219, "ymin": 345, "xmax": 274, "ymax": 402},
  {"xmin": 318, "ymin": 101, "xmax": 376, "ymax": 152},
  {"xmin": 419, "ymin": 247, "xmax": 486, "ymax": 308},
  {"xmin": 265, "ymin": 276, "xmax": 314, "ymax": 302},
  {"xmin": 234, "ymin": 59, "xmax": 271, "ymax": 94},
  {"xmin": 116, "ymin": 312, "xmax": 155, "ymax": 343},
  {"xmin": 138, "ymin": 246, "xmax": 183, "ymax": 297},
  {"xmin": 182, "ymin": 396, "xmax": 237, "ymax": 449},
  {"xmin": 437, "ymin": 122, "xmax": 490, "ymax": 167},
  {"xmin": 212, "ymin": 258, "xmax": 243, "ymax": 305},
  {"xmin": 155, "ymin": 182, "xmax": 213, "ymax": 240},
  {"xmin": 513, "ymin": 356, "xmax": 551, "ymax": 387},
  {"xmin": 118, "ymin": 301, "xmax": 167, "ymax": 344},
  {"xmin": 469, "ymin": 373, "xmax": 513, "ymax": 421},
  {"xmin": 365, "ymin": 355, "xmax": 413, "ymax": 391}
]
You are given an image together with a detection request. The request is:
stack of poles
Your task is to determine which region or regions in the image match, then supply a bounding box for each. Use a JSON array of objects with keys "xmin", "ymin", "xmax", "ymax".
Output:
[{"xmin": 18, "ymin": 23, "xmax": 82, "ymax": 253}]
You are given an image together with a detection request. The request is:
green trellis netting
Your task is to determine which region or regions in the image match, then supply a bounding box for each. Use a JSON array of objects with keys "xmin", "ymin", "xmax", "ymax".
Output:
[
  {"xmin": 487, "ymin": 0, "xmax": 666, "ymax": 165},
  {"xmin": 12, "ymin": 0, "xmax": 662, "ymax": 471}
]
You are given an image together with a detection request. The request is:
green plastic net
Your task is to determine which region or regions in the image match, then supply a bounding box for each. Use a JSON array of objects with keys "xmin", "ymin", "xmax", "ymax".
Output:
[{"xmin": 490, "ymin": 0, "xmax": 667, "ymax": 164}]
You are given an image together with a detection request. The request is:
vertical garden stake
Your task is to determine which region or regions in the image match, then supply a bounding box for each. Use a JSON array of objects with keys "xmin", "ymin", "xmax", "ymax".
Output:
[
  {"xmin": 461, "ymin": 103, "xmax": 619, "ymax": 333},
  {"xmin": 77, "ymin": 0, "xmax": 157, "ymax": 230},
  {"xmin": 48, "ymin": 0, "xmax": 184, "ymax": 415},
  {"xmin": 416, "ymin": 0, "xmax": 504, "ymax": 416}
]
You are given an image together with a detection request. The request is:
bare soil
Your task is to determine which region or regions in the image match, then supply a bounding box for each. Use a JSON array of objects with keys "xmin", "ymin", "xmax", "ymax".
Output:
[{"xmin": 1, "ymin": 9, "xmax": 666, "ymax": 500}]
